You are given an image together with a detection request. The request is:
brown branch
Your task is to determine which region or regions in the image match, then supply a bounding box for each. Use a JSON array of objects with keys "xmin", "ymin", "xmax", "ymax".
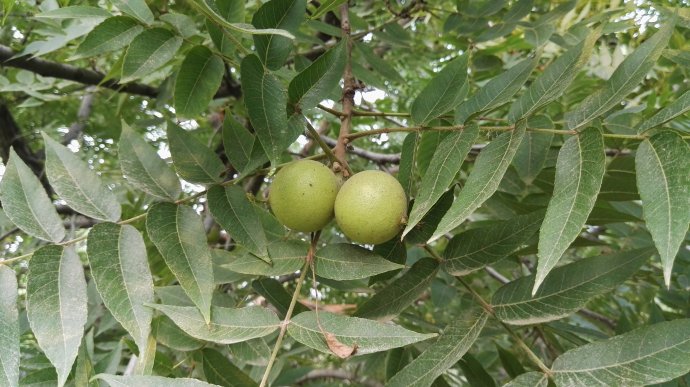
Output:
[
  {"xmin": 320, "ymin": 135, "xmax": 400, "ymax": 164},
  {"xmin": 296, "ymin": 369, "xmax": 383, "ymax": 387},
  {"xmin": 333, "ymin": 3, "xmax": 355, "ymax": 176}
]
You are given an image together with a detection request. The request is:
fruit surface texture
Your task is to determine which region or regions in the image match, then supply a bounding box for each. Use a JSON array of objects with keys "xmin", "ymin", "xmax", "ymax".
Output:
[
  {"xmin": 268, "ymin": 160, "xmax": 339, "ymax": 232},
  {"xmin": 334, "ymin": 170, "xmax": 407, "ymax": 244}
]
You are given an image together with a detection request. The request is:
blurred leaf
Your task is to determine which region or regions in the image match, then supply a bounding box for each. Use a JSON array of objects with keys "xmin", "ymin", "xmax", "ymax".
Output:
[
  {"xmin": 637, "ymin": 89, "xmax": 690, "ymax": 133},
  {"xmin": 636, "ymin": 131, "xmax": 690, "ymax": 285},
  {"xmin": 146, "ymin": 203, "xmax": 214, "ymax": 324},
  {"xmin": 72, "ymin": 16, "xmax": 143, "ymax": 59},
  {"xmin": 493, "ymin": 248, "xmax": 653, "ymax": 325},
  {"xmin": 0, "ymin": 266, "xmax": 19, "ymax": 387},
  {"xmin": 535, "ymin": 127, "xmax": 605, "ymax": 293},
  {"xmin": 220, "ymin": 240, "xmax": 307, "ymax": 276},
  {"xmin": 110, "ymin": 0, "xmax": 153, "ymax": 24},
  {"xmin": 288, "ymin": 41, "xmax": 344, "ymax": 112},
  {"xmin": 565, "ymin": 21, "xmax": 674, "ymax": 130},
  {"xmin": 288, "ymin": 311, "xmax": 437, "ymax": 356},
  {"xmin": 411, "ymin": 53, "xmax": 469, "ymax": 125},
  {"xmin": 93, "ymin": 374, "xmax": 220, "ymax": 386},
  {"xmin": 552, "ymin": 319, "xmax": 690, "ymax": 386},
  {"xmin": 43, "ymin": 133, "xmax": 121, "ymax": 222},
  {"xmin": 315, "ymin": 244, "xmax": 404, "ymax": 280},
  {"xmin": 252, "ymin": 0, "xmax": 306, "ymax": 69},
  {"xmin": 0, "ymin": 148, "xmax": 65, "ymax": 242},
  {"xmin": 252, "ymin": 278, "xmax": 309, "ymax": 319},
  {"xmin": 503, "ymin": 372, "xmax": 548, "ymax": 387},
  {"xmin": 201, "ymin": 348, "xmax": 258, "ymax": 387},
  {"xmin": 87, "ymin": 223, "xmax": 154, "ymax": 352},
  {"xmin": 431, "ymin": 120, "xmax": 527, "ymax": 242},
  {"xmin": 121, "ymin": 28, "xmax": 182, "ymax": 83},
  {"xmin": 222, "ymin": 115, "xmax": 269, "ymax": 175},
  {"xmin": 310, "ymin": 0, "xmax": 346, "ymax": 20},
  {"xmin": 458, "ymin": 353, "xmax": 497, "ymax": 387},
  {"xmin": 147, "ymin": 304, "xmax": 280, "ymax": 344},
  {"xmin": 356, "ymin": 42, "xmax": 404, "ymax": 84},
  {"xmin": 35, "ymin": 6, "xmax": 111, "ymax": 19},
  {"xmin": 119, "ymin": 120, "xmax": 181, "ymax": 200},
  {"xmin": 174, "ymin": 46, "xmax": 224, "ymax": 118},
  {"xmin": 496, "ymin": 346, "xmax": 525, "ymax": 379},
  {"xmin": 167, "ymin": 123, "xmax": 225, "ymax": 184},
  {"xmin": 27, "ymin": 246, "xmax": 87, "ymax": 387}
]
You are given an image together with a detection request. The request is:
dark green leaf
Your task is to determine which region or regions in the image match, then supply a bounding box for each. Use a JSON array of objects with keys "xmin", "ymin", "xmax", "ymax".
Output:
[
  {"xmin": 174, "ymin": 46, "xmax": 224, "ymax": 118},
  {"xmin": 315, "ymin": 243, "xmax": 404, "ymax": 280},
  {"xmin": 511, "ymin": 118, "xmax": 553, "ymax": 184},
  {"xmin": 252, "ymin": 278, "xmax": 309, "ymax": 319},
  {"xmin": 405, "ymin": 190, "xmax": 455, "ymax": 245},
  {"xmin": 310, "ymin": 0, "xmax": 346, "ymax": 20},
  {"xmin": 72, "ymin": 16, "xmax": 143, "ymax": 59},
  {"xmin": 458, "ymin": 354, "xmax": 497, "ymax": 387},
  {"xmin": 0, "ymin": 266, "xmax": 19, "ymax": 387},
  {"xmin": 252, "ymin": 0, "xmax": 306, "ymax": 69},
  {"xmin": 496, "ymin": 346, "xmax": 526, "ymax": 379},
  {"xmin": 411, "ymin": 53, "xmax": 469, "ymax": 125},
  {"xmin": 167, "ymin": 123, "xmax": 225, "ymax": 184},
  {"xmin": 288, "ymin": 41, "xmax": 344, "ymax": 112},
  {"xmin": 121, "ymin": 28, "xmax": 182, "ymax": 83},
  {"xmin": 397, "ymin": 132, "xmax": 419, "ymax": 198},
  {"xmin": 201, "ymin": 348, "xmax": 258, "ymax": 387},
  {"xmin": 222, "ymin": 115, "xmax": 269, "ymax": 175}
]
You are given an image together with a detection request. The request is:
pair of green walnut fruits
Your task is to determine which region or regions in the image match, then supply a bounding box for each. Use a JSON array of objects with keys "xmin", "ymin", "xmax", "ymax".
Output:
[{"xmin": 268, "ymin": 160, "xmax": 407, "ymax": 245}]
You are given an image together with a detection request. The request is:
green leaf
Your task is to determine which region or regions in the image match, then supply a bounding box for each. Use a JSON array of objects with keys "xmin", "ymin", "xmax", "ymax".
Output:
[
  {"xmin": 405, "ymin": 190, "xmax": 455, "ymax": 245},
  {"xmin": 27, "ymin": 245, "xmax": 87, "ymax": 387},
  {"xmin": 636, "ymin": 131, "xmax": 690, "ymax": 286},
  {"xmin": 403, "ymin": 125, "xmax": 479, "ymax": 237},
  {"xmin": 411, "ymin": 53, "xmax": 470, "ymax": 125},
  {"xmin": 534, "ymin": 127, "xmax": 605, "ymax": 293},
  {"xmin": 201, "ymin": 348, "xmax": 258, "ymax": 387},
  {"xmin": 228, "ymin": 337, "xmax": 271, "ymax": 366},
  {"xmin": 0, "ymin": 149, "xmax": 65, "ymax": 242},
  {"xmin": 310, "ymin": 0, "xmax": 347, "ymax": 19},
  {"xmin": 315, "ymin": 243, "xmax": 405, "ymax": 280},
  {"xmin": 207, "ymin": 185, "xmax": 269, "ymax": 259},
  {"xmin": 42, "ymin": 133, "xmax": 121, "ymax": 222},
  {"xmin": 386, "ymin": 311, "xmax": 488, "ymax": 387},
  {"xmin": 663, "ymin": 48, "xmax": 690, "ymax": 67},
  {"xmin": 288, "ymin": 311, "xmax": 437, "ymax": 356},
  {"xmin": 206, "ymin": 0, "xmax": 243, "ymax": 56},
  {"xmin": 241, "ymin": 54, "xmax": 297, "ymax": 166},
  {"xmin": 222, "ymin": 115, "xmax": 268, "ymax": 175},
  {"xmin": 121, "ymin": 28, "xmax": 182, "ymax": 83},
  {"xmin": 153, "ymin": 316, "xmax": 204, "ymax": 351},
  {"xmin": 252, "ymin": 0, "xmax": 306, "ymax": 69},
  {"xmin": 459, "ymin": 353, "xmax": 497, "ymax": 387},
  {"xmin": 444, "ymin": 211, "xmax": 544, "ymax": 276},
  {"xmin": 72, "ymin": 16, "xmax": 143, "ymax": 59},
  {"xmin": 637, "ymin": 89, "xmax": 690, "ymax": 133},
  {"xmin": 503, "ymin": 372, "xmax": 548, "ymax": 387},
  {"xmin": 93, "ymin": 374, "xmax": 221, "ymax": 387},
  {"xmin": 288, "ymin": 41, "xmax": 345, "ymax": 112},
  {"xmin": 252, "ymin": 278, "xmax": 309, "ymax": 319},
  {"xmin": 507, "ymin": 28, "xmax": 599, "ymax": 122},
  {"xmin": 493, "ymin": 248, "xmax": 653, "ymax": 325},
  {"xmin": 565, "ymin": 21, "xmax": 674, "ymax": 130},
  {"xmin": 146, "ymin": 203, "xmax": 214, "ymax": 324},
  {"xmin": 87, "ymin": 223, "xmax": 154, "ymax": 352},
  {"xmin": 551, "ymin": 319, "xmax": 690, "ymax": 386},
  {"xmin": 147, "ymin": 304, "xmax": 280, "ymax": 344},
  {"xmin": 456, "ymin": 53, "xmax": 540, "ymax": 124},
  {"xmin": 174, "ymin": 46, "xmax": 225, "ymax": 118},
  {"xmin": 0, "ymin": 266, "xmax": 19, "ymax": 387},
  {"xmin": 220, "ymin": 240, "xmax": 307, "ymax": 276},
  {"xmin": 195, "ymin": 0, "xmax": 296, "ymax": 41},
  {"xmin": 496, "ymin": 346, "xmax": 526, "ymax": 379},
  {"xmin": 430, "ymin": 120, "xmax": 527, "ymax": 242},
  {"xmin": 355, "ymin": 42, "xmax": 404, "ymax": 84},
  {"xmin": 110, "ymin": 0, "xmax": 154, "ymax": 24},
  {"xmin": 511, "ymin": 118, "xmax": 553, "ymax": 184},
  {"xmin": 34, "ymin": 6, "xmax": 111, "ymax": 19},
  {"xmin": 167, "ymin": 123, "xmax": 225, "ymax": 184},
  {"xmin": 397, "ymin": 132, "xmax": 419, "ymax": 198},
  {"xmin": 119, "ymin": 120, "xmax": 181, "ymax": 201},
  {"xmin": 355, "ymin": 258, "xmax": 439, "ymax": 321}
]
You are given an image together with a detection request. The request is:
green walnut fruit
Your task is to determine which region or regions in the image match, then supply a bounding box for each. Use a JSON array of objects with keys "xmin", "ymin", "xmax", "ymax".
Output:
[
  {"xmin": 268, "ymin": 160, "xmax": 339, "ymax": 232},
  {"xmin": 334, "ymin": 170, "xmax": 407, "ymax": 245}
]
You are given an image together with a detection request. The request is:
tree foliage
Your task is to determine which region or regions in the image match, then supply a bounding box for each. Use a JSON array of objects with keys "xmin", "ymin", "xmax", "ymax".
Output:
[{"xmin": 1, "ymin": 0, "xmax": 690, "ymax": 386}]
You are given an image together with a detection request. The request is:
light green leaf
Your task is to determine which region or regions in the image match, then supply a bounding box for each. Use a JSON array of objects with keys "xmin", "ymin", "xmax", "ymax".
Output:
[
  {"xmin": 207, "ymin": 185, "xmax": 269, "ymax": 259},
  {"xmin": 552, "ymin": 319, "xmax": 690, "ymax": 386},
  {"xmin": 508, "ymin": 29, "xmax": 599, "ymax": 123},
  {"xmin": 201, "ymin": 348, "xmax": 258, "ymax": 387},
  {"xmin": 315, "ymin": 243, "xmax": 404, "ymax": 280},
  {"xmin": 174, "ymin": 46, "xmax": 225, "ymax": 118},
  {"xmin": 222, "ymin": 115, "xmax": 268, "ymax": 175},
  {"xmin": 94, "ymin": 374, "xmax": 221, "ymax": 387},
  {"xmin": 1, "ymin": 0, "xmax": 13, "ymax": 25},
  {"xmin": 511, "ymin": 117, "xmax": 554, "ymax": 183},
  {"xmin": 147, "ymin": 304, "xmax": 280, "ymax": 344},
  {"xmin": 534, "ymin": 127, "xmax": 605, "ymax": 293},
  {"xmin": 355, "ymin": 258, "xmax": 439, "ymax": 321},
  {"xmin": 663, "ymin": 48, "xmax": 690, "ymax": 67},
  {"xmin": 565, "ymin": 21, "xmax": 674, "ymax": 130},
  {"xmin": 119, "ymin": 120, "xmax": 181, "ymax": 201},
  {"xmin": 288, "ymin": 41, "xmax": 345, "ymax": 112},
  {"xmin": 194, "ymin": 0, "xmax": 296, "ymax": 41},
  {"xmin": 220, "ymin": 240, "xmax": 307, "ymax": 276},
  {"xmin": 386, "ymin": 310, "xmax": 488, "ymax": 387},
  {"xmin": 411, "ymin": 53, "xmax": 469, "ymax": 125},
  {"xmin": 403, "ymin": 125, "xmax": 479, "ymax": 237},
  {"xmin": 72, "ymin": 16, "xmax": 143, "ymax": 59},
  {"xmin": 87, "ymin": 223, "xmax": 154, "ymax": 352},
  {"xmin": 0, "ymin": 266, "xmax": 19, "ymax": 387},
  {"xmin": 27, "ymin": 245, "xmax": 87, "ymax": 387},
  {"xmin": 503, "ymin": 372, "xmax": 548, "ymax": 387},
  {"xmin": 146, "ymin": 203, "xmax": 214, "ymax": 324},
  {"xmin": 241, "ymin": 54, "xmax": 297, "ymax": 166},
  {"xmin": 42, "ymin": 133, "xmax": 121, "ymax": 222},
  {"xmin": 430, "ymin": 120, "xmax": 527, "ymax": 242},
  {"xmin": 288, "ymin": 311, "xmax": 437, "ymax": 356},
  {"xmin": 34, "ymin": 6, "xmax": 111, "ymax": 19},
  {"xmin": 252, "ymin": 0, "xmax": 305, "ymax": 69},
  {"xmin": 637, "ymin": 89, "xmax": 690, "ymax": 133},
  {"xmin": 444, "ymin": 211, "xmax": 544, "ymax": 276},
  {"xmin": 0, "ymin": 149, "xmax": 65, "ymax": 242},
  {"xmin": 167, "ymin": 123, "xmax": 225, "ymax": 184},
  {"xmin": 493, "ymin": 248, "xmax": 653, "ymax": 325},
  {"xmin": 110, "ymin": 0, "xmax": 154, "ymax": 24},
  {"xmin": 121, "ymin": 28, "xmax": 182, "ymax": 83},
  {"xmin": 456, "ymin": 53, "xmax": 540, "ymax": 124},
  {"xmin": 310, "ymin": 0, "xmax": 347, "ymax": 19},
  {"xmin": 636, "ymin": 131, "xmax": 690, "ymax": 286}
]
